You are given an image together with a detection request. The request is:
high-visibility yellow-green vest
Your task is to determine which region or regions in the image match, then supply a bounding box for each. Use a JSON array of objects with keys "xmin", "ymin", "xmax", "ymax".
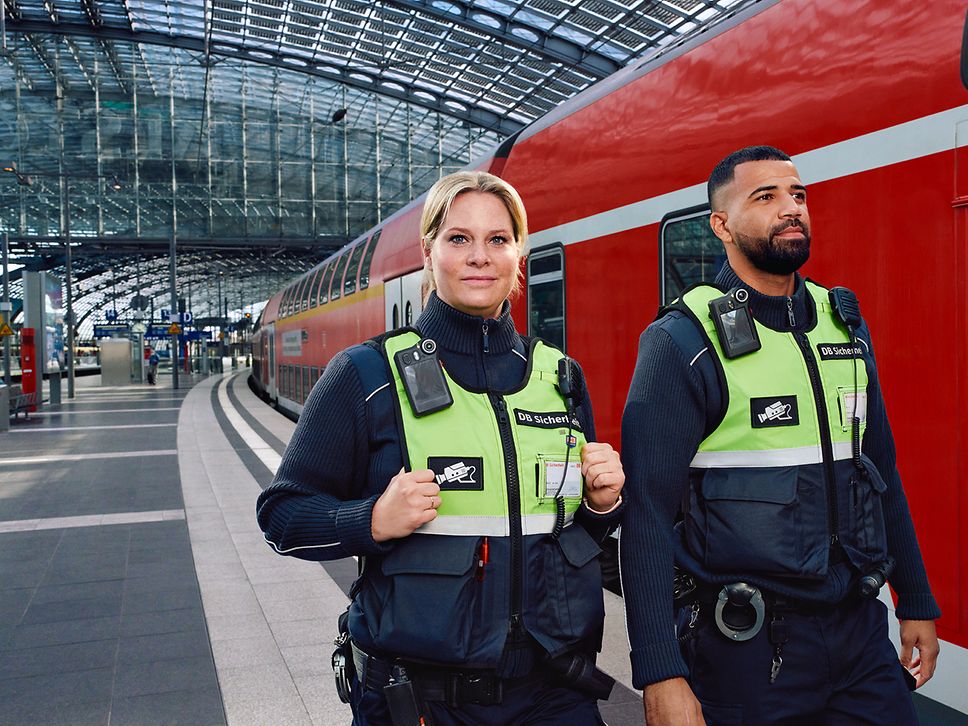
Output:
[
  {"xmin": 361, "ymin": 329, "xmax": 604, "ymax": 666},
  {"xmin": 383, "ymin": 330, "xmax": 588, "ymax": 536},
  {"xmin": 676, "ymin": 281, "xmax": 889, "ymax": 580}
]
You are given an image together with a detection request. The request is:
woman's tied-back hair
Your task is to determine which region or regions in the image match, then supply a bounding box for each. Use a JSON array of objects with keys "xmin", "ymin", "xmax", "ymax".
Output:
[{"xmin": 420, "ymin": 171, "xmax": 528, "ymax": 298}]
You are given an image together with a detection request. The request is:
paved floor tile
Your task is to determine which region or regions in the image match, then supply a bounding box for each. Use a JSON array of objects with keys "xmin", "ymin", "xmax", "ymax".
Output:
[
  {"xmin": 110, "ymin": 686, "xmax": 226, "ymax": 726},
  {"xmin": 0, "ymin": 638, "xmax": 117, "ymax": 680},
  {"xmin": 114, "ymin": 654, "xmax": 220, "ymax": 698},
  {"xmin": 119, "ymin": 607, "xmax": 208, "ymax": 638}
]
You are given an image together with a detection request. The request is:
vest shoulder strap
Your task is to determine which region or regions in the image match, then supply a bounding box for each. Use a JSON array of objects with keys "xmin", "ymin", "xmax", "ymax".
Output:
[
  {"xmin": 345, "ymin": 334, "xmax": 394, "ymax": 401},
  {"xmin": 657, "ymin": 281, "xmax": 726, "ymax": 322},
  {"xmin": 804, "ymin": 278, "xmax": 862, "ymax": 328},
  {"xmin": 656, "ymin": 285, "xmax": 727, "ymax": 439}
]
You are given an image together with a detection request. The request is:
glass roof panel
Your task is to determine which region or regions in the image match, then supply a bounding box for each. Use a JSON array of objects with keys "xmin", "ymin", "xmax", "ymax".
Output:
[{"xmin": 1, "ymin": 0, "xmax": 753, "ymax": 338}]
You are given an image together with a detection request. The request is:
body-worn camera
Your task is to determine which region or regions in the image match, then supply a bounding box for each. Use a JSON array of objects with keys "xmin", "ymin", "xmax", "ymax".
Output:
[
  {"xmin": 393, "ymin": 338, "xmax": 453, "ymax": 416},
  {"xmin": 708, "ymin": 287, "xmax": 761, "ymax": 358}
]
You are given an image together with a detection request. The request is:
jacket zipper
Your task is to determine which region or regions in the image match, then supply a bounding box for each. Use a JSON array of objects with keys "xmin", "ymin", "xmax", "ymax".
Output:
[
  {"xmin": 793, "ymin": 332, "xmax": 839, "ymax": 549},
  {"xmin": 490, "ymin": 394, "xmax": 523, "ymax": 637}
]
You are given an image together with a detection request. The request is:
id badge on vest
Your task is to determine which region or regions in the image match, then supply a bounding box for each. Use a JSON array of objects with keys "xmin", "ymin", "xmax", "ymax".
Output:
[
  {"xmin": 837, "ymin": 386, "xmax": 868, "ymax": 431},
  {"xmin": 537, "ymin": 454, "xmax": 583, "ymax": 500}
]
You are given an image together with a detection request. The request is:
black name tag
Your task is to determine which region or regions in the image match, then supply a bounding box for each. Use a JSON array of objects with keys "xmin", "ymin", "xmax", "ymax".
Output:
[
  {"xmin": 750, "ymin": 396, "xmax": 799, "ymax": 428},
  {"xmin": 427, "ymin": 456, "xmax": 484, "ymax": 491},
  {"xmin": 513, "ymin": 409, "xmax": 583, "ymax": 431},
  {"xmin": 816, "ymin": 342, "xmax": 863, "ymax": 360}
]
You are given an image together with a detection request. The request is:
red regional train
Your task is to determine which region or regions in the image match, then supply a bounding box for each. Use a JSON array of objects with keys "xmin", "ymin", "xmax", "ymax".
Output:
[{"xmin": 252, "ymin": 0, "xmax": 968, "ymax": 714}]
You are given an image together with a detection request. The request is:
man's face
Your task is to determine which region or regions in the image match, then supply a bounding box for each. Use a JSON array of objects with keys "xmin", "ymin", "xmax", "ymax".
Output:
[{"xmin": 712, "ymin": 159, "xmax": 811, "ymax": 275}]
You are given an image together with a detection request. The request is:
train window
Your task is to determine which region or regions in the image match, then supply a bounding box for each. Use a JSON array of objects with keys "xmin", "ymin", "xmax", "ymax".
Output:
[
  {"xmin": 315, "ymin": 263, "xmax": 331, "ymax": 306},
  {"xmin": 287, "ymin": 283, "xmax": 299, "ymax": 317},
  {"xmin": 962, "ymin": 7, "xmax": 968, "ymax": 90},
  {"xmin": 405, "ymin": 301, "xmax": 413, "ymax": 326},
  {"xmin": 330, "ymin": 252, "xmax": 349, "ymax": 302},
  {"xmin": 320, "ymin": 262, "xmax": 337, "ymax": 305},
  {"xmin": 392, "ymin": 303, "xmax": 399, "ymax": 328},
  {"xmin": 528, "ymin": 245, "xmax": 566, "ymax": 352},
  {"xmin": 294, "ymin": 274, "xmax": 312, "ymax": 314},
  {"xmin": 280, "ymin": 286, "xmax": 293, "ymax": 318},
  {"xmin": 303, "ymin": 366, "xmax": 311, "ymax": 402},
  {"xmin": 344, "ymin": 242, "xmax": 366, "ymax": 297},
  {"xmin": 307, "ymin": 267, "xmax": 323, "ymax": 309},
  {"xmin": 311, "ymin": 366, "xmax": 319, "ymax": 385},
  {"xmin": 660, "ymin": 206, "xmax": 723, "ymax": 305},
  {"xmin": 359, "ymin": 230, "xmax": 381, "ymax": 291},
  {"xmin": 302, "ymin": 269, "xmax": 319, "ymax": 311}
]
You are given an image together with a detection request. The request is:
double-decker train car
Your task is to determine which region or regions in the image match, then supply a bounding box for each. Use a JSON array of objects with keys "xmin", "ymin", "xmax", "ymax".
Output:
[{"xmin": 252, "ymin": 0, "xmax": 968, "ymax": 713}]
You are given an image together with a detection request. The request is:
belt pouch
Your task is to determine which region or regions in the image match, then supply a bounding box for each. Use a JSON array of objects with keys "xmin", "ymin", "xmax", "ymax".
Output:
[{"xmin": 384, "ymin": 669, "xmax": 425, "ymax": 726}]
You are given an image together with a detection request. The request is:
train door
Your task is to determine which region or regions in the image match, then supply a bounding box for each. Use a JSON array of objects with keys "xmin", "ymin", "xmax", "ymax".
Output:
[
  {"xmin": 384, "ymin": 270, "xmax": 424, "ymax": 330},
  {"xmin": 266, "ymin": 323, "xmax": 277, "ymax": 401}
]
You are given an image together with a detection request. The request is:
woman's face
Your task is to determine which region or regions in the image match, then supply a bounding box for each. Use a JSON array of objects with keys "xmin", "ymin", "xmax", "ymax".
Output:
[{"xmin": 425, "ymin": 190, "xmax": 520, "ymax": 319}]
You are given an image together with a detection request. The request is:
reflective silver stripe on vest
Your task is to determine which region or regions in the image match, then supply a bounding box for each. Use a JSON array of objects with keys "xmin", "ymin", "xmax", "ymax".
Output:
[
  {"xmin": 691, "ymin": 441, "xmax": 854, "ymax": 468},
  {"xmin": 416, "ymin": 512, "xmax": 576, "ymax": 537}
]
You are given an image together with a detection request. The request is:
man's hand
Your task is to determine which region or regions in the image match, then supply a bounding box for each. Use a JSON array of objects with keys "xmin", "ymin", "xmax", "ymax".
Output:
[
  {"xmin": 581, "ymin": 442, "xmax": 625, "ymax": 512},
  {"xmin": 371, "ymin": 468, "xmax": 440, "ymax": 542},
  {"xmin": 644, "ymin": 677, "xmax": 705, "ymax": 726},
  {"xmin": 899, "ymin": 619, "xmax": 939, "ymax": 688}
]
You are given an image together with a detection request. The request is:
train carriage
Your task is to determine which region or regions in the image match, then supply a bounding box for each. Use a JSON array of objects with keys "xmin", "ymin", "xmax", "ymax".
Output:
[{"xmin": 252, "ymin": 0, "xmax": 968, "ymax": 714}]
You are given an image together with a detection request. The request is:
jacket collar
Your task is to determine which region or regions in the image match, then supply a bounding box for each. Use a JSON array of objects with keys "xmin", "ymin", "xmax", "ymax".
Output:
[
  {"xmin": 715, "ymin": 263, "xmax": 813, "ymax": 332},
  {"xmin": 415, "ymin": 292, "xmax": 519, "ymax": 355}
]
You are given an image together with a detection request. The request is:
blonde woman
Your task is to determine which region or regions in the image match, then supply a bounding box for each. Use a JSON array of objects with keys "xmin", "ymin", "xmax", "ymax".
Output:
[{"xmin": 258, "ymin": 171, "xmax": 624, "ymax": 725}]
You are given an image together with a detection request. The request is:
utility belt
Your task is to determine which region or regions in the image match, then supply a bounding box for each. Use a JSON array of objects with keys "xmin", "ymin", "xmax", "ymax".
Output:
[
  {"xmin": 674, "ymin": 562, "xmax": 891, "ymax": 685},
  {"xmin": 341, "ymin": 640, "xmax": 613, "ymax": 725}
]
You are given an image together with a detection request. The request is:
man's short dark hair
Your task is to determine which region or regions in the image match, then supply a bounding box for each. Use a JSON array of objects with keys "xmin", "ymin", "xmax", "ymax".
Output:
[{"xmin": 708, "ymin": 145, "xmax": 791, "ymax": 209}]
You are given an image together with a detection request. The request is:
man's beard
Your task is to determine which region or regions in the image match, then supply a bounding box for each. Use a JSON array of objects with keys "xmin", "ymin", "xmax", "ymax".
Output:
[{"xmin": 733, "ymin": 220, "xmax": 811, "ymax": 275}]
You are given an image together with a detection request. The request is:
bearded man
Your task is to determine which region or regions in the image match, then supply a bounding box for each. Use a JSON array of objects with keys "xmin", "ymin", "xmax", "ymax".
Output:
[{"xmin": 620, "ymin": 146, "xmax": 940, "ymax": 725}]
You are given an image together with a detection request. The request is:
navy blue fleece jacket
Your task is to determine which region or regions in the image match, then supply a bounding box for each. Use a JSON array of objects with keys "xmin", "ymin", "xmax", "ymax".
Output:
[
  {"xmin": 257, "ymin": 291, "xmax": 621, "ymax": 560},
  {"xmin": 619, "ymin": 263, "xmax": 939, "ymax": 689}
]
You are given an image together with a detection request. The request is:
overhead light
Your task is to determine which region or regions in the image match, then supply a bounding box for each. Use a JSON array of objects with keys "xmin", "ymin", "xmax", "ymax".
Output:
[
  {"xmin": 2, "ymin": 164, "xmax": 31, "ymax": 186},
  {"xmin": 110, "ymin": 175, "xmax": 123, "ymax": 191},
  {"xmin": 331, "ymin": 108, "xmax": 348, "ymax": 124}
]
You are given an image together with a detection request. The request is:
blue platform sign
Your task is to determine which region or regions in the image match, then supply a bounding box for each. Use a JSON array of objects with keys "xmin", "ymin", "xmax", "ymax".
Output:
[{"xmin": 94, "ymin": 324, "xmax": 130, "ymax": 338}]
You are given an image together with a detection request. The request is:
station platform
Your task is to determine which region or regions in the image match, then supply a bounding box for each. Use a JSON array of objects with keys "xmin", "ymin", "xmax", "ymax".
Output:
[{"xmin": 1, "ymin": 370, "xmax": 965, "ymax": 725}]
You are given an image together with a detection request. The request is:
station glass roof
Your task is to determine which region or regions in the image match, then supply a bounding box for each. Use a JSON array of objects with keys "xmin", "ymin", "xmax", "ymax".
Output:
[{"xmin": 0, "ymin": 0, "xmax": 751, "ymax": 338}]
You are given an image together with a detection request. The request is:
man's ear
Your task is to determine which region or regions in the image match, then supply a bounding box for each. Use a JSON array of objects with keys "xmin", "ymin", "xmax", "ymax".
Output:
[{"xmin": 710, "ymin": 211, "xmax": 732, "ymax": 245}]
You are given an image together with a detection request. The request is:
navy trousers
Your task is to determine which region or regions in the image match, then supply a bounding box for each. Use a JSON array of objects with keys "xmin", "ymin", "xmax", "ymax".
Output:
[
  {"xmin": 350, "ymin": 673, "xmax": 605, "ymax": 726},
  {"xmin": 679, "ymin": 595, "xmax": 918, "ymax": 725}
]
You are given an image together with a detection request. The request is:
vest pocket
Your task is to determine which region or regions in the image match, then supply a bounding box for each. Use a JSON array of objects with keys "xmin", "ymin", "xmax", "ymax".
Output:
[
  {"xmin": 843, "ymin": 455, "xmax": 889, "ymax": 569},
  {"xmin": 375, "ymin": 535, "xmax": 485, "ymax": 662},
  {"xmin": 688, "ymin": 466, "xmax": 828, "ymax": 579},
  {"xmin": 530, "ymin": 524, "xmax": 604, "ymax": 654}
]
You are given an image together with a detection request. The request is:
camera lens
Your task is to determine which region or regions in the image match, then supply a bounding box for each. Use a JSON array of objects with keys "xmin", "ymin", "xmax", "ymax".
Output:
[
  {"xmin": 402, "ymin": 353, "xmax": 413, "ymax": 365},
  {"xmin": 735, "ymin": 289, "xmax": 749, "ymax": 303},
  {"xmin": 421, "ymin": 339, "xmax": 437, "ymax": 355}
]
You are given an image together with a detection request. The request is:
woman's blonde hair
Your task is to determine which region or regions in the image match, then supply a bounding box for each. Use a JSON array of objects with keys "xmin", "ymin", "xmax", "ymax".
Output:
[{"xmin": 420, "ymin": 171, "xmax": 528, "ymax": 298}]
